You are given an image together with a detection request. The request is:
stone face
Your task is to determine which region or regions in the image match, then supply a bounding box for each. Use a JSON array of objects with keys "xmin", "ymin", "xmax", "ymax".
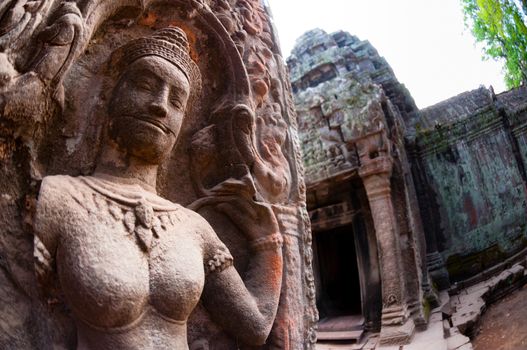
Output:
[{"xmin": 0, "ymin": 1, "xmax": 315, "ymax": 349}]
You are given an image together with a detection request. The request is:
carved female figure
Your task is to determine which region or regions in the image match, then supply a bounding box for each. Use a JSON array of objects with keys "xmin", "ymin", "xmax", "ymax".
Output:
[{"xmin": 34, "ymin": 27, "xmax": 283, "ymax": 349}]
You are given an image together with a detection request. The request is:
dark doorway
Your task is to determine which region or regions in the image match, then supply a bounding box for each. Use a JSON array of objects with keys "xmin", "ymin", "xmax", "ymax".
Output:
[{"xmin": 315, "ymin": 224, "xmax": 362, "ymax": 318}]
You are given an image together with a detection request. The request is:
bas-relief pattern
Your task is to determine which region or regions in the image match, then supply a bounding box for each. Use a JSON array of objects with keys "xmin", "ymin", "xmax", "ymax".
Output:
[{"xmin": 0, "ymin": 1, "xmax": 315, "ymax": 349}]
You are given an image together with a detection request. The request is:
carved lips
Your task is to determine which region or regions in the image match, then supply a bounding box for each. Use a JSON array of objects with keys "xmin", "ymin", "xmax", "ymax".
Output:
[{"xmin": 124, "ymin": 115, "xmax": 175, "ymax": 136}]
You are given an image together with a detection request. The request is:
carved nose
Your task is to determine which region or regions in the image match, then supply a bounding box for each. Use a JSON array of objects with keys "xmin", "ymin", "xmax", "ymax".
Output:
[{"xmin": 149, "ymin": 102, "xmax": 168, "ymax": 118}]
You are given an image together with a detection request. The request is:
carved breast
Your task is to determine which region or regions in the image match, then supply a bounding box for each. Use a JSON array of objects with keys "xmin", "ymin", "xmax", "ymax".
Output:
[{"xmin": 49, "ymin": 177, "xmax": 205, "ymax": 331}]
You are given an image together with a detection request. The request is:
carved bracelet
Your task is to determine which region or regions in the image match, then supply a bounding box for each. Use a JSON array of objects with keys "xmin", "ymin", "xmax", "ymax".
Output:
[
  {"xmin": 206, "ymin": 250, "xmax": 234, "ymax": 275},
  {"xmin": 250, "ymin": 233, "xmax": 283, "ymax": 252}
]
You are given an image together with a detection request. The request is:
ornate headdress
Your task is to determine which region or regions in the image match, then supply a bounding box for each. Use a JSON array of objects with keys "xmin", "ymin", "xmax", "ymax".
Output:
[{"xmin": 112, "ymin": 27, "xmax": 202, "ymax": 98}]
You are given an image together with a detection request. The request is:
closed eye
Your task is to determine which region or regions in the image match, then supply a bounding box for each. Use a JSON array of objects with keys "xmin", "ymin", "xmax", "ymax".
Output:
[
  {"xmin": 169, "ymin": 95, "xmax": 183, "ymax": 109},
  {"xmin": 131, "ymin": 76, "xmax": 156, "ymax": 91},
  {"xmin": 169, "ymin": 89, "xmax": 187, "ymax": 109}
]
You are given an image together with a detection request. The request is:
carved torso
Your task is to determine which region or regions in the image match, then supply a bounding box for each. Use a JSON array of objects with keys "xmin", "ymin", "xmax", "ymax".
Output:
[{"xmin": 35, "ymin": 175, "xmax": 232, "ymax": 349}]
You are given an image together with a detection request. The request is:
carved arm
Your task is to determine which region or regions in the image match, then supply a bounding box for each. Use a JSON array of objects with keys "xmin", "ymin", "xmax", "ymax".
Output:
[{"xmin": 200, "ymin": 199, "xmax": 283, "ymax": 346}]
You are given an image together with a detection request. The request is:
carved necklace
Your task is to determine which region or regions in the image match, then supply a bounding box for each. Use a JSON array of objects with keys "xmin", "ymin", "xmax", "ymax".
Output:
[{"xmin": 80, "ymin": 174, "xmax": 181, "ymax": 252}]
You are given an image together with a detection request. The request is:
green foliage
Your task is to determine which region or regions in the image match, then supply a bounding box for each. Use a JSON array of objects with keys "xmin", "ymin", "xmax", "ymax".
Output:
[{"xmin": 462, "ymin": 0, "xmax": 527, "ymax": 87}]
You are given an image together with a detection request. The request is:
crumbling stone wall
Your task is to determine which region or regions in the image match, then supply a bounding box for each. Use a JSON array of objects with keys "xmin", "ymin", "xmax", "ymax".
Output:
[
  {"xmin": 289, "ymin": 27, "xmax": 527, "ymax": 346},
  {"xmin": 289, "ymin": 29, "xmax": 431, "ymax": 345},
  {"xmin": 289, "ymin": 27, "xmax": 527, "ymax": 291},
  {"xmin": 413, "ymin": 86, "xmax": 527, "ymax": 282}
]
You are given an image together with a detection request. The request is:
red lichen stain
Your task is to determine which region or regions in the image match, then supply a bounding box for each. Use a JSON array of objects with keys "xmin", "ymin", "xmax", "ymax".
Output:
[
  {"xmin": 463, "ymin": 195, "xmax": 478, "ymax": 229},
  {"xmin": 167, "ymin": 20, "xmax": 200, "ymax": 62},
  {"xmin": 267, "ymin": 254, "xmax": 283, "ymax": 290},
  {"xmin": 138, "ymin": 11, "xmax": 200, "ymax": 63},
  {"xmin": 0, "ymin": 142, "xmax": 9, "ymax": 161},
  {"xmin": 138, "ymin": 11, "xmax": 157, "ymax": 27}
]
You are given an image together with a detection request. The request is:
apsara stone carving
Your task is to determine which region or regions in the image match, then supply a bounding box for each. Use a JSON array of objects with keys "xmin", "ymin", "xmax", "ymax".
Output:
[
  {"xmin": 34, "ymin": 27, "xmax": 284, "ymax": 349},
  {"xmin": 0, "ymin": 1, "xmax": 315, "ymax": 349}
]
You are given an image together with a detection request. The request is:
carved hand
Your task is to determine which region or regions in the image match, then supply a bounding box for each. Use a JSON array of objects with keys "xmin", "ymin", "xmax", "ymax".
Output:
[{"xmin": 217, "ymin": 197, "xmax": 279, "ymax": 241}]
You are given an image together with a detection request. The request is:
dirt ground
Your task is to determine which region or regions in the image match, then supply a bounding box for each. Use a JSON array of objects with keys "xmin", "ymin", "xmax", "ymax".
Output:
[{"xmin": 472, "ymin": 284, "xmax": 527, "ymax": 350}]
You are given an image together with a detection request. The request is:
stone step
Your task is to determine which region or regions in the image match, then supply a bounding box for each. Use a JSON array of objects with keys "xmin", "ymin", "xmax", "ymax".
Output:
[
  {"xmin": 450, "ymin": 263, "xmax": 526, "ymax": 337},
  {"xmin": 318, "ymin": 315, "xmax": 365, "ymax": 332},
  {"xmin": 317, "ymin": 329, "xmax": 364, "ymax": 341}
]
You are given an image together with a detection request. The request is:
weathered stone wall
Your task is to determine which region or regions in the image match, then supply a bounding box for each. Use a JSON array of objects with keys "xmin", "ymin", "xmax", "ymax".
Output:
[
  {"xmin": 288, "ymin": 29, "xmax": 418, "ymax": 185},
  {"xmin": 503, "ymin": 86, "xmax": 527, "ymax": 173},
  {"xmin": 289, "ymin": 27, "xmax": 527, "ymax": 306},
  {"xmin": 414, "ymin": 86, "xmax": 527, "ymax": 282},
  {"xmin": 289, "ymin": 29, "xmax": 431, "ymax": 345}
]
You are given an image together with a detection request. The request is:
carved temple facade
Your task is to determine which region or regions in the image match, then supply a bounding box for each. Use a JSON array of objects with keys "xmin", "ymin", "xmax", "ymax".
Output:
[
  {"xmin": 288, "ymin": 29, "xmax": 527, "ymax": 345},
  {"xmin": 288, "ymin": 29, "xmax": 431, "ymax": 345}
]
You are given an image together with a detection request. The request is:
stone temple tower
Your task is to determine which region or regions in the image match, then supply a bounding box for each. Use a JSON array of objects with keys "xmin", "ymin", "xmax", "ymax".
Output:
[{"xmin": 288, "ymin": 29, "xmax": 437, "ymax": 345}]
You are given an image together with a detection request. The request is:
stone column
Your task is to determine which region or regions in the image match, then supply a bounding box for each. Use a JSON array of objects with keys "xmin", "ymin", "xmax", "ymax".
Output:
[
  {"xmin": 408, "ymin": 144, "xmax": 450, "ymax": 290},
  {"xmin": 358, "ymin": 155, "xmax": 415, "ymax": 345}
]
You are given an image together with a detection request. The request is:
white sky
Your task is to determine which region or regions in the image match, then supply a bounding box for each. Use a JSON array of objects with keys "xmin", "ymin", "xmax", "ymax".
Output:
[{"xmin": 266, "ymin": 0, "xmax": 508, "ymax": 108}]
